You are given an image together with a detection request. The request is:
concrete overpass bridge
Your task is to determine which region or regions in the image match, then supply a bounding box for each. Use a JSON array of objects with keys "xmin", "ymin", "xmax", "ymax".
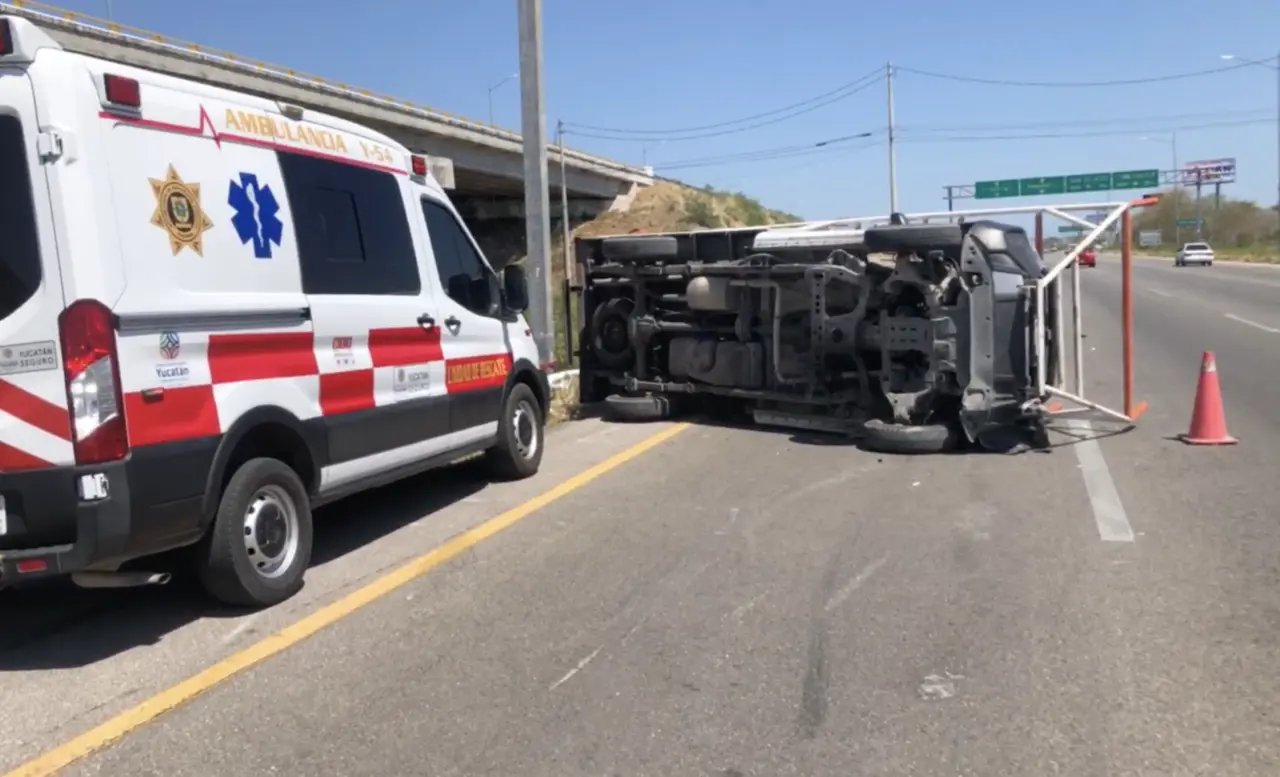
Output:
[{"xmin": 0, "ymin": 0, "xmax": 652, "ymax": 229}]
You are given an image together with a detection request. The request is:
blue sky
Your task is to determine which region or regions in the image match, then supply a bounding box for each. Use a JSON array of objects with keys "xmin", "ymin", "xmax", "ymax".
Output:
[{"xmin": 53, "ymin": 0, "xmax": 1280, "ymax": 221}]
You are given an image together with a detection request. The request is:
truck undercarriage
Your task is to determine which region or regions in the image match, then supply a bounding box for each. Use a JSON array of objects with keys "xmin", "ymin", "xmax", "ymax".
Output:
[{"xmin": 575, "ymin": 216, "xmax": 1061, "ymax": 453}]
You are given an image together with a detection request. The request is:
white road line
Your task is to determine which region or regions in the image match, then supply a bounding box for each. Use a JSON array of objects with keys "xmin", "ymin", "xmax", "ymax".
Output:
[
  {"xmin": 1224, "ymin": 313, "xmax": 1280, "ymax": 333},
  {"xmin": 1148, "ymin": 288, "xmax": 1173, "ymax": 298},
  {"xmin": 1066, "ymin": 419, "xmax": 1134, "ymax": 543},
  {"xmin": 549, "ymin": 645, "xmax": 603, "ymax": 690}
]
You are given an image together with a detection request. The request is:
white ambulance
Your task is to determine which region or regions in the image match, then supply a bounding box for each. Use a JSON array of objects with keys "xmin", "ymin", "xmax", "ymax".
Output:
[{"xmin": 0, "ymin": 17, "xmax": 550, "ymax": 607}]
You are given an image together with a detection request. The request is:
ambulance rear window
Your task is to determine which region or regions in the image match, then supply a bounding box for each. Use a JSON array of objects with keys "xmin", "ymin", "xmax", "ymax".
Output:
[{"xmin": 0, "ymin": 115, "xmax": 40, "ymax": 322}]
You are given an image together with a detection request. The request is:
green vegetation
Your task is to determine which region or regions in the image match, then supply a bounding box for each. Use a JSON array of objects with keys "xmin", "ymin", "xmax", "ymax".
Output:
[
  {"xmin": 1133, "ymin": 188, "xmax": 1280, "ymax": 261},
  {"xmin": 682, "ymin": 191, "xmax": 719, "ymax": 228}
]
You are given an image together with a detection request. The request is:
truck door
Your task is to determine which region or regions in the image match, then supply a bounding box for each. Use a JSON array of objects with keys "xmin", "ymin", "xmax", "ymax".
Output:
[{"xmin": 0, "ymin": 67, "xmax": 70, "ymax": 477}]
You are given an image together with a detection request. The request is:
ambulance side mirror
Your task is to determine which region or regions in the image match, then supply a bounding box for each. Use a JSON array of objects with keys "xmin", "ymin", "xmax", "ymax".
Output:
[{"xmin": 503, "ymin": 264, "xmax": 529, "ymax": 313}]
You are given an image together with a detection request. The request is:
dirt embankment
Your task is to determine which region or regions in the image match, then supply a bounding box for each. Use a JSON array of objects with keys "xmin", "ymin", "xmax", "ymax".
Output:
[
  {"xmin": 575, "ymin": 181, "xmax": 801, "ymax": 239},
  {"xmin": 468, "ymin": 181, "xmax": 802, "ymax": 273}
]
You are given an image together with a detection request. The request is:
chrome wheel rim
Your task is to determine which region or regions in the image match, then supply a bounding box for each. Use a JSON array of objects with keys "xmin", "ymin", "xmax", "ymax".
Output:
[
  {"xmin": 242, "ymin": 484, "xmax": 300, "ymax": 580},
  {"xmin": 513, "ymin": 399, "xmax": 539, "ymax": 460}
]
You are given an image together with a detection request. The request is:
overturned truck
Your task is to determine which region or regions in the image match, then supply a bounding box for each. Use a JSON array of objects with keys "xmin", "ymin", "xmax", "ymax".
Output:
[{"xmin": 574, "ymin": 214, "xmax": 1062, "ymax": 453}]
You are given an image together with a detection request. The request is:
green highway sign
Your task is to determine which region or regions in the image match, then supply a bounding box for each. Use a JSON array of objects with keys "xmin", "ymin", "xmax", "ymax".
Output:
[
  {"xmin": 974, "ymin": 179, "xmax": 1020, "ymax": 199},
  {"xmin": 973, "ymin": 168, "xmax": 1162, "ymax": 199},
  {"xmin": 1176, "ymin": 218, "xmax": 1202, "ymax": 228},
  {"xmin": 1058, "ymin": 226, "xmax": 1085, "ymax": 234},
  {"xmin": 1020, "ymin": 176, "xmax": 1065, "ymax": 196},
  {"xmin": 1067, "ymin": 173, "xmax": 1113, "ymax": 193},
  {"xmin": 1110, "ymin": 169, "xmax": 1159, "ymax": 190}
]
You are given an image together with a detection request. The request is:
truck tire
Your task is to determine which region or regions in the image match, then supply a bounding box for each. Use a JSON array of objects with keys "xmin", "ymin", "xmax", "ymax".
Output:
[
  {"xmin": 600, "ymin": 235, "xmax": 680, "ymax": 264},
  {"xmin": 860, "ymin": 419, "xmax": 959, "ymax": 455},
  {"xmin": 198, "ymin": 457, "xmax": 313, "ymax": 608},
  {"xmin": 590, "ymin": 297, "xmax": 635, "ymax": 369},
  {"xmin": 602, "ymin": 393, "xmax": 680, "ymax": 422},
  {"xmin": 484, "ymin": 382, "xmax": 545, "ymax": 480},
  {"xmin": 863, "ymin": 224, "xmax": 962, "ymax": 254}
]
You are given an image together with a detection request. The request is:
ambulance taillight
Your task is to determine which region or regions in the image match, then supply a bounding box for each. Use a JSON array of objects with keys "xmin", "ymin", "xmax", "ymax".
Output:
[{"xmin": 58, "ymin": 299, "xmax": 129, "ymax": 465}]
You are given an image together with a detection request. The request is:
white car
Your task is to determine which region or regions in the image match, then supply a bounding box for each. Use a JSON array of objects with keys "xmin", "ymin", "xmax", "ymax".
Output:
[
  {"xmin": 0, "ymin": 17, "xmax": 549, "ymax": 607},
  {"xmin": 1175, "ymin": 242, "xmax": 1215, "ymax": 267}
]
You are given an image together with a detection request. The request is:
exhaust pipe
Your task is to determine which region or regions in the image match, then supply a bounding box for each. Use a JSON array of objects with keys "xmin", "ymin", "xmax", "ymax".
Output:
[{"xmin": 71, "ymin": 571, "xmax": 172, "ymax": 589}]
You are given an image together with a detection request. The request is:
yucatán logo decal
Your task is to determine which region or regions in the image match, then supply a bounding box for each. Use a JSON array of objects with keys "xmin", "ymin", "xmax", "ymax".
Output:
[
  {"xmin": 228, "ymin": 172, "xmax": 284, "ymax": 259},
  {"xmin": 159, "ymin": 330, "xmax": 181, "ymax": 360}
]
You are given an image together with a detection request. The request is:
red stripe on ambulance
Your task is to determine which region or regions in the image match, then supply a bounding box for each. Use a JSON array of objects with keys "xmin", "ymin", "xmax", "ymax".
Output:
[
  {"xmin": 445, "ymin": 353, "xmax": 512, "ymax": 393},
  {"xmin": 0, "ymin": 379, "xmax": 71, "ymax": 442},
  {"xmin": 208, "ymin": 331, "xmax": 319, "ymax": 384},
  {"xmin": 318, "ymin": 369, "xmax": 375, "ymax": 417},
  {"xmin": 368, "ymin": 326, "xmax": 443, "ymax": 368},
  {"xmin": 0, "ymin": 439, "xmax": 53, "ymax": 471},
  {"xmin": 124, "ymin": 385, "xmax": 221, "ymax": 447}
]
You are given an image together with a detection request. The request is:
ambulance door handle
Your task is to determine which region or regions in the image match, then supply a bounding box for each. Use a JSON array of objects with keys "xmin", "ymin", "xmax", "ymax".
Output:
[
  {"xmin": 417, "ymin": 313, "xmax": 436, "ymax": 328},
  {"xmin": 444, "ymin": 316, "xmax": 462, "ymax": 334}
]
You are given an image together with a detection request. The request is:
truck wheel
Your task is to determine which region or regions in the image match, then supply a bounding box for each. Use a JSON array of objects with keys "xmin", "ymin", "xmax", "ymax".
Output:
[
  {"xmin": 863, "ymin": 224, "xmax": 962, "ymax": 254},
  {"xmin": 860, "ymin": 419, "xmax": 959, "ymax": 455},
  {"xmin": 602, "ymin": 393, "xmax": 680, "ymax": 422},
  {"xmin": 198, "ymin": 457, "xmax": 313, "ymax": 608},
  {"xmin": 484, "ymin": 382, "xmax": 545, "ymax": 480},
  {"xmin": 600, "ymin": 235, "xmax": 679, "ymax": 264}
]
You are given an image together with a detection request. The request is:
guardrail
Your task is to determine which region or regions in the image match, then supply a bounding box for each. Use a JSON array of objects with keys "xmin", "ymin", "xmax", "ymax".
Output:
[{"xmin": 1, "ymin": 0, "xmax": 650, "ymax": 180}]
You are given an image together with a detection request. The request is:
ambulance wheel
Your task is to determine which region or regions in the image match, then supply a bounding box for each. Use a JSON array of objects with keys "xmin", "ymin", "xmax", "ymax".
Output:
[
  {"xmin": 485, "ymin": 382, "xmax": 545, "ymax": 480},
  {"xmin": 198, "ymin": 457, "xmax": 313, "ymax": 608}
]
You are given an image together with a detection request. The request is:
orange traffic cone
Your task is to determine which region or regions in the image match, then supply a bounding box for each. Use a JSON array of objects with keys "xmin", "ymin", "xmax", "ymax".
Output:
[{"xmin": 1180, "ymin": 351, "xmax": 1238, "ymax": 445}]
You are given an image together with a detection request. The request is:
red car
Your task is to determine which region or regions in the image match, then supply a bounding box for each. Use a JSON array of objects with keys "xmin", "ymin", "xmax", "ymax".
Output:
[{"xmin": 1078, "ymin": 247, "xmax": 1097, "ymax": 267}]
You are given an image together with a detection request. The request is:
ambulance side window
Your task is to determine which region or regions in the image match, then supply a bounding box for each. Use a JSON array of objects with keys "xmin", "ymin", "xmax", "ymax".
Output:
[
  {"xmin": 420, "ymin": 198, "xmax": 500, "ymax": 317},
  {"xmin": 278, "ymin": 151, "xmax": 421, "ymax": 296},
  {"xmin": 0, "ymin": 116, "xmax": 41, "ymax": 321}
]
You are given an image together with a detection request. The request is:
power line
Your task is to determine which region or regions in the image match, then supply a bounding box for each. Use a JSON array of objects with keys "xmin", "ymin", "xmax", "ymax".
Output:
[
  {"xmin": 653, "ymin": 132, "xmax": 880, "ymax": 168},
  {"xmin": 564, "ymin": 66, "xmax": 884, "ymax": 137},
  {"xmin": 900, "ymin": 107, "xmax": 1275, "ymax": 133},
  {"xmin": 656, "ymin": 138, "xmax": 883, "ymax": 171},
  {"xmin": 643, "ymin": 114, "xmax": 1269, "ymax": 172},
  {"xmin": 895, "ymin": 57, "xmax": 1278, "ymax": 87},
  {"xmin": 565, "ymin": 71, "xmax": 883, "ymax": 142},
  {"xmin": 897, "ymin": 116, "xmax": 1274, "ymax": 143},
  {"xmin": 659, "ymin": 143, "xmax": 880, "ymax": 172}
]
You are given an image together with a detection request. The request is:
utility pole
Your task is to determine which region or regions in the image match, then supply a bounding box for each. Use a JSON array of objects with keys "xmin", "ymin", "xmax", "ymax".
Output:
[
  {"xmin": 1194, "ymin": 168, "xmax": 1204, "ymax": 239},
  {"xmin": 941, "ymin": 185, "xmax": 973, "ymax": 222},
  {"xmin": 885, "ymin": 61, "xmax": 898, "ymax": 213},
  {"xmin": 1171, "ymin": 131, "xmax": 1180, "ymax": 247},
  {"xmin": 517, "ymin": 0, "xmax": 554, "ymax": 366},
  {"xmin": 556, "ymin": 119, "xmax": 572, "ymax": 284}
]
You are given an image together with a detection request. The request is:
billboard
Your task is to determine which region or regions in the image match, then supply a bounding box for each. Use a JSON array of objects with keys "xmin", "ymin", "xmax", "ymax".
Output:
[
  {"xmin": 1178, "ymin": 158, "xmax": 1236, "ymax": 186},
  {"xmin": 1138, "ymin": 230, "xmax": 1162, "ymax": 248}
]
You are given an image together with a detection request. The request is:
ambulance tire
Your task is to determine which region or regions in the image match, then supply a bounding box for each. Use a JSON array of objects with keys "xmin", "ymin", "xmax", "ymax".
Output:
[
  {"xmin": 484, "ymin": 382, "xmax": 545, "ymax": 481},
  {"xmin": 198, "ymin": 457, "xmax": 314, "ymax": 609}
]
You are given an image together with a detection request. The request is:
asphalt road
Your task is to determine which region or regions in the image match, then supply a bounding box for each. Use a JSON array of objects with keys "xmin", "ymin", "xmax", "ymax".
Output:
[{"xmin": 3, "ymin": 254, "xmax": 1279, "ymax": 776}]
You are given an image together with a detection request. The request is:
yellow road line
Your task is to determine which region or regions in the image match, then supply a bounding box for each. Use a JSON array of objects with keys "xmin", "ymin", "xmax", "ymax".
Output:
[{"xmin": 5, "ymin": 422, "xmax": 690, "ymax": 777}]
